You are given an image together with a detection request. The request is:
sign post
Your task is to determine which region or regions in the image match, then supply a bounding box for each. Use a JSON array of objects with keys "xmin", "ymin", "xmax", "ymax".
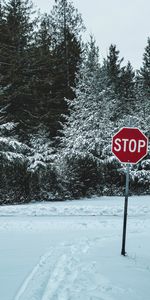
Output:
[
  {"xmin": 121, "ymin": 163, "xmax": 129, "ymax": 256},
  {"xmin": 112, "ymin": 127, "xmax": 148, "ymax": 256}
]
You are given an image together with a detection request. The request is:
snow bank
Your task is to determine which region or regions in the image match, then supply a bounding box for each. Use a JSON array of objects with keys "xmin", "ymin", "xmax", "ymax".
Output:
[{"xmin": 0, "ymin": 195, "xmax": 149, "ymax": 217}]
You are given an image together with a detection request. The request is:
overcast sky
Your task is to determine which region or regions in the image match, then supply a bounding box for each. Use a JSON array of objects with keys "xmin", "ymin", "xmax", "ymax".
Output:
[{"xmin": 34, "ymin": 0, "xmax": 150, "ymax": 70}]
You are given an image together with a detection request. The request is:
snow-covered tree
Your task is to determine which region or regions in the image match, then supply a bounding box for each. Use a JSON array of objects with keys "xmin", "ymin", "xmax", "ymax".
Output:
[
  {"xmin": 0, "ymin": 121, "xmax": 30, "ymax": 164},
  {"xmin": 0, "ymin": 122, "xmax": 30, "ymax": 203},
  {"xmin": 27, "ymin": 127, "xmax": 58, "ymax": 200},
  {"xmin": 58, "ymin": 37, "xmax": 117, "ymax": 197},
  {"xmin": 0, "ymin": 122, "xmax": 60, "ymax": 202},
  {"xmin": 129, "ymin": 38, "xmax": 150, "ymax": 194}
]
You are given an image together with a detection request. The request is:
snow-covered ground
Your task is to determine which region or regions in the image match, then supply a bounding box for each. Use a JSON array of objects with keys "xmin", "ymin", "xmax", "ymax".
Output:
[{"xmin": 0, "ymin": 196, "xmax": 150, "ymax": 300}]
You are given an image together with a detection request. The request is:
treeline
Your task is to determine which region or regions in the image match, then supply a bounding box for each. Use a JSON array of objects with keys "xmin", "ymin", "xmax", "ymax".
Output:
[{"xmin": 0, "ymin": 0, "xmax": 149, "ymax": 204}]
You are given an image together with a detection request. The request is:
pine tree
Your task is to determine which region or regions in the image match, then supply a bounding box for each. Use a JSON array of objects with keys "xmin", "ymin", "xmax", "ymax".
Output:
[
  {"xmin": 32, "ymin": 11, "xmax": 82, "ymax": 137},
  {"xmin": 0, "ymin": 1, "xmax": 8, "ymax": 106},
  {"xmin": 106, "ymin": 44, "xmax": 135, "ymax": 119},
  {"xmin": 140, "ymin": 37, "xmax": 150, "ymax": 97},
  {"xmin": 48, "ymin": 0, "xmax": 84, "ymax": 135},
  {"xmin": 137, "ymin": 37, "xmax": 150, "ymax": 123},
  {"xmin": 51, "ymin": 0, "xmax": 84, "ymax": 82},
  {"xmin": 29, "ymin": 13, "xmax": 56, "ymax": 135},
  {"xmin": 119, "ymin": 61, "xmax": 136, "ymax": 115},
  {"xmin": 0, "ymin": 0, "xmax": 37, "ymax": 140},
  {"xmin": 106, "ymin": 44, "xmax": 124, "ymax": 94}
]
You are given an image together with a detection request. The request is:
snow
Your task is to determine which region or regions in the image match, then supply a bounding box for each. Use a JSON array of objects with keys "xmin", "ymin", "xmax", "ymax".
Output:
[{"xmin": 0, "ymin": 196, "xmax": 150, "ymax": 300}]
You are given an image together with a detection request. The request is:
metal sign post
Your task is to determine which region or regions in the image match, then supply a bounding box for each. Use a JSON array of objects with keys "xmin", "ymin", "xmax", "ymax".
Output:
[
  {"xmin": 121, "ymin": 163, "xmax": 130, "ymax": 256},
  {"xmin": 112, "ymin": 122, "xmax": 148, "ymax": 256}
]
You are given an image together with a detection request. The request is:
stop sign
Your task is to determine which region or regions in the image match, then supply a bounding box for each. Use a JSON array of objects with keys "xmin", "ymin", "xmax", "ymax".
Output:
[{"xmin": 112, "ymin": 127, "xmax": 148, "ymax": 164}]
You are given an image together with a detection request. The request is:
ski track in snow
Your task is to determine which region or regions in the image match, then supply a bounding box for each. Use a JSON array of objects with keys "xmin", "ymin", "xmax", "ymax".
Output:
[
  {"xmin": 14, "ymin": 251, "xmax": 53, "ymax": 300},
  {"xmin": 14, "ymin": 239, "xmax": 125, "ymax": 300}
]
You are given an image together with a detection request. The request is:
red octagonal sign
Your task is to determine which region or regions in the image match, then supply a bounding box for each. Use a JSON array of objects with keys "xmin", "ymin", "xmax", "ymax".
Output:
[{"xmin": 112, "ymin": 127, "xmax": 148, "ymax": 164}]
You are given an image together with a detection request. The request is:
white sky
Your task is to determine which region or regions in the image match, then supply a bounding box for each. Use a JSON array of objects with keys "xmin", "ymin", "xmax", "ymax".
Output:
[{"xmin": 34, "ymin": 0, "xmax": 150, "ymax": 70}]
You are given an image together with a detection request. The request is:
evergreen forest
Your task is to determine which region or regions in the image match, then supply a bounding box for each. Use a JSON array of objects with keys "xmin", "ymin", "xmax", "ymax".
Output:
[{"xmin": 0, "ymin": 0, "xmax": 150, "ymax": 204}]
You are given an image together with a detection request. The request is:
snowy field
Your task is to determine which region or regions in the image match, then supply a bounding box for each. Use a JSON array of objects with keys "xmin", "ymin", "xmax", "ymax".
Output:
[{"xmin": 0, "ymin": 196, "xmax": 150, "ymax": 300}]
